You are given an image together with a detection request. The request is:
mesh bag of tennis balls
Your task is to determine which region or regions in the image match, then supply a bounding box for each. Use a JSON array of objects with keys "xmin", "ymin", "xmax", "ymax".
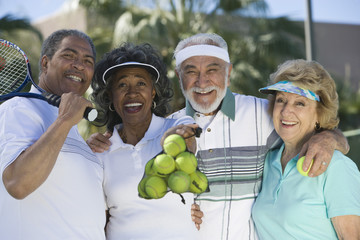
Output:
[{"xmin": 137, "ymin": 129, "xmax": 209, "ymax": 203}]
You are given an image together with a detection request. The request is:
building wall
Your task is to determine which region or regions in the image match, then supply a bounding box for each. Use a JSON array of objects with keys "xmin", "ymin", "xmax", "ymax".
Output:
[
  {"xmin": 33, "ymin": 6, "xmax": 87, "ymax": 39},
  {"xmin": 314, "ymin": 22, "xmax": 360, "ymax": 91}
]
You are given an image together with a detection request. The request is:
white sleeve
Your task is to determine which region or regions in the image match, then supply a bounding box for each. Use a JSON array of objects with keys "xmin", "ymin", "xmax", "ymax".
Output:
[
  {"xmin": 172, "ymin": 115, "xmax": 195, "ymax": 127},
  {"xmin": 0, "ymin": 101, "xmax": 44, "ymax": 173}
]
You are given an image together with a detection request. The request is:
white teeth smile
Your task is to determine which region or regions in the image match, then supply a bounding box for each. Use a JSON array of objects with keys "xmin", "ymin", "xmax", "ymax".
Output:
[
  {"xmin": 282, "ymin": 120, "xmax": 296, "ymax": 125},
  {"xmin": 125, "ymin": 103, "xmax": 142, "ymax": 107},
  {"xmin": 68, "ymin": 75, "xmax": 82, "ymax": 82},
  {"xmin": 192, "ymin": 86, "xmax": 216, "ymax": 94}
]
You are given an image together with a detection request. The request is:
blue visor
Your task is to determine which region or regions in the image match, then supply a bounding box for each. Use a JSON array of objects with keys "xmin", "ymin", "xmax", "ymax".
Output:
[{"xmin": 259, "ymin": 80, "xmax": 320, "ymax": 102}]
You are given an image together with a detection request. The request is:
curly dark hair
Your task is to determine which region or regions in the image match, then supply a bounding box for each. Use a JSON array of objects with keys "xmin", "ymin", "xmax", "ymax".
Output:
[{"xmin": 90, "ymin": 42, "xmax": 174, "ymax": 131}]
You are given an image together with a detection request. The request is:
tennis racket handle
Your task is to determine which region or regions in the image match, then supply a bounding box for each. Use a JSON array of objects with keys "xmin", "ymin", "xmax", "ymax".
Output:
[
  {"xmin": 43, "ymin": 93, "xmax": 98, "ymax": 121},
  {"xmin": 84, "ymin": 107, "xmax": 98, "ymax": 122}
]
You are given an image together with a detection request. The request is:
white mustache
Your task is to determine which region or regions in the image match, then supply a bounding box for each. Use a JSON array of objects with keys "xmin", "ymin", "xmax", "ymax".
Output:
[{"xmin": 191, "ymin": 86, "xmax": 219, "ymax": 93}]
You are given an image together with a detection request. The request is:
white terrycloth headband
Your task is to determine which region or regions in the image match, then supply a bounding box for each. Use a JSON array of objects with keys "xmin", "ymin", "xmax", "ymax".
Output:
[{"xmin": 175, "ymin": 44, "xmax": 230, "ymax": 66}]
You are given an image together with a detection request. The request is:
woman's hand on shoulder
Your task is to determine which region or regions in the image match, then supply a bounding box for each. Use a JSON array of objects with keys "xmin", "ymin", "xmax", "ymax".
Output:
[{"xmin": 86, "ymin": 131, "xmax": 112, "ymax": 153}]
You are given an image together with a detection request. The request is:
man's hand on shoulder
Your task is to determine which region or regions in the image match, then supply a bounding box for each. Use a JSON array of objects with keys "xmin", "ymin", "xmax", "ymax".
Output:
[{"xmin": 299, "ymin": 129, "xmax": 349, "ymax": 177}]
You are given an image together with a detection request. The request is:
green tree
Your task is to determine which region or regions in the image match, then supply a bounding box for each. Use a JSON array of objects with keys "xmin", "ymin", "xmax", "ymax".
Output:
[
  {"xmin": 0, "ymin": 14, "xmax": 43, "ymax": 83},
  {"xmin": 0, "ymin": 14, "xmax": 42, "ymax": 41},
  {"xmin": 80, "ymin": 0, "xmax": 304, "ymax": 106},
  {"xmin": 336, "ymin": 77, "xmax": 360, "ymax": 163}
]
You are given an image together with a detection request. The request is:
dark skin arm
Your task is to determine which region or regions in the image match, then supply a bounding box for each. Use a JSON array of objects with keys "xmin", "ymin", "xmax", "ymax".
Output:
[
  {"xmin": 87, "ymin": 124, "xmax": 200, "ymax": 154},
  {"xmin": 300, "ymin": 129, "xmax": 349, "ymax": 177},
  {"xmin": 86, "ymin": 131, "xmax": 113, "ymax": 153},
  {"xmin": 2, "ymin": 93, "xmax": 93, "ymax": 199}
]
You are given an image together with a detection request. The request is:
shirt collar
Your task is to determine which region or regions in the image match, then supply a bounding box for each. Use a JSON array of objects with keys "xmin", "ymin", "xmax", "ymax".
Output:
[
  {"xmin": 30, "ymin": 85, "xmax": 41, "ymax": 94},
  {"xmin": 108, "ymin": 114, "xmax": 164, "ymax": 151},
  {"xmin": 185, "ymin": 87, "xmax": 235, "ymax": 121},
  {"xmin": 272, "ymin": 143, "xmax": 300, "ymax": 170}
]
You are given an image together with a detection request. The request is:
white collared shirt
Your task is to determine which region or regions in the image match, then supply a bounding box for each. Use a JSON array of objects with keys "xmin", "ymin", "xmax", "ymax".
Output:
[
  {"xmin": 0, "ymin": 90, "xmax": 106, "ymax": 240},
  {"xmin": 100, "ymin": 114, "xmax": 200, "ymax": 240},
  {"xmin": 170, "ymin": 91, "xmax": 280, "ymax": 240}
]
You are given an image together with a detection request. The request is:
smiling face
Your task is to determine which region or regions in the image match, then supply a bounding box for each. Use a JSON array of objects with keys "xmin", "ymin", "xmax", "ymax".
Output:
[
  {"xmin": 110, "ymin": 67, "xmax": 156, "ymax": 126},
  {"xmin": 273, "ymin": 91, "xmax": 318, "ymax": 149},
  {"xmin": 177, "ymin": 56, "xmax": 231, "ymax": 114},
  {"xmin": 39, "ymin": 36, "xmax": 95, "ymax": 96}
]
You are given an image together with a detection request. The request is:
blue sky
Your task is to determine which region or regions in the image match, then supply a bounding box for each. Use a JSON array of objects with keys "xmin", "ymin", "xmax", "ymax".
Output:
[
  {"xmin": 0, "ymin": 0, "xmax": 359, "ymax": 25},
  {"xmin": 266, "ymin": 0, "xmax": 360, "ymax": 25}
]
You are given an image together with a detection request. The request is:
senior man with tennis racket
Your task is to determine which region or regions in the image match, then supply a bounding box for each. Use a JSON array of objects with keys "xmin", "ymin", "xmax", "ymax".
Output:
[{"xmin": 0, "ymin": 29, "xmax": 105, "ymax": 240}]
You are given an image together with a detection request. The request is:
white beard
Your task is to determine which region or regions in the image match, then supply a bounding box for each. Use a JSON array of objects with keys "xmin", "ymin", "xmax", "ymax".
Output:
[{"xmin": 180, "ymin": 78, "xmax": 228, "ymax": 114}]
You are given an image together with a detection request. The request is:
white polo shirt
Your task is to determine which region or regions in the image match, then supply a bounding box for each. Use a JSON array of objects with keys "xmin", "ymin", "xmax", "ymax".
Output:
[
  {"xmin": 170, "ymin": 88, "xmax": 280, "ymax": 240},
  {"xmin": 100, "ymin": 114, "xmax": 200, "ymax": 240},
  {"xmin": 0, "ymin": 89, "xmax": 106, "ymax": 240}
]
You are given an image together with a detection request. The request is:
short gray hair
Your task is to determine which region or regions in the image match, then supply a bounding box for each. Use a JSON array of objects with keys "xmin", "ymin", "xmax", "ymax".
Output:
[
  {"xmin": 174, "ymin": 33, "xmax": 228, "ymax": 71},
  {"xmin": 39, "ymin": 29, "xmax": 96, "ymax": 74}
]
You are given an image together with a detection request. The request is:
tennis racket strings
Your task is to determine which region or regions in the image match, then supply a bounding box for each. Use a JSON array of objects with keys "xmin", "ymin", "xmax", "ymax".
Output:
[
  {"xmin": 0, "ymin": 41, "xmax": 28, "ymax": 95},
  {"xmin": 0, "ymin": 40, "xmax": 98, "ymax": 121}
]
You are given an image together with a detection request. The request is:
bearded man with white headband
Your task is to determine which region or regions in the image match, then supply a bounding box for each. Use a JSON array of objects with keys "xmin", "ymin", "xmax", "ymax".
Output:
[{"xmin": 170, "ymin": 33, "xmax": 350, "ymax": 240}]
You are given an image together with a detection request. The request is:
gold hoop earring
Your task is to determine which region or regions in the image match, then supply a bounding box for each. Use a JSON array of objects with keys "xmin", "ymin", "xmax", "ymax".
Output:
[
  {"xmin": 109, "ymin": 104, "xmax": 115, "ymax": 112},
  {"xmin": 315, "ymin": 122, "xmax": 321, "ymax": 131}
]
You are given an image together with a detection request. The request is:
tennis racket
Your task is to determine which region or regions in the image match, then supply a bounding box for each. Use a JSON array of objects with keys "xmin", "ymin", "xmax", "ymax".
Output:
[{"xmin": 0, "ymin": 39, "xmax": 98, "ymax": 121}]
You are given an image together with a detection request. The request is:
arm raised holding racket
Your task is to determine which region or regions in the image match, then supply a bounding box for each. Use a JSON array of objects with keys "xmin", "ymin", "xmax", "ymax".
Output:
[
  {"xmin": 0, "ymin": 39, "xmax": 98, "ymax": 121},
  {"xmin": 2, "ymin": 31, "xmax": 98, "ymax": 200},
  {"xmin": 3, "ymin": 92, "xmax": 92, "ymax": 198},
  {"xmin": 0, "ymin": 30, "xmax": 106, "ymax": 240}
]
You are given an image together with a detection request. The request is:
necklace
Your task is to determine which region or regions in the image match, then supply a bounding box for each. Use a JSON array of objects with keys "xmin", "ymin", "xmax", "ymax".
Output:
[{"xmin": 119, "ymin": 129, "xmax": 127, "ymax": 143}]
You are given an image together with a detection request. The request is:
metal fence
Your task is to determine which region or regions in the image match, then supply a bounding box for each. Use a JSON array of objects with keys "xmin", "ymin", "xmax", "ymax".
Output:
[{"xmin": 344, "ymin": 129, "xmax": 360, "ymax": 168}]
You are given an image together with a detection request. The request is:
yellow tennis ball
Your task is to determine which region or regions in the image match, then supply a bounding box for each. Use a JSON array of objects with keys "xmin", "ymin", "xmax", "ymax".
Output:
[
  {"xmin": 138, "ymin": 176, "xmax": 151, "ymax": 199},
  {"xmin": 167, "ymin": 170, "xmax": 191, "ymax": 194},
  {"xmin": 175, "ymin": 151, "xmax": 198, "ymax": 174},
  {"xmin": 145, "ymin": 158, "xmax": 156, "ymax": 176},
  {"xmin": 296, "ymin": 156, "xmax": 314, "ymax": 177},
  {"xmin": 163, "ymin": 134, "xmax": 186, "ymax": 157},
  {"xmin": 189, "ymin": 170, "xmax": 208, "ymax": 194},
  {"xmin": 153, "ymin": 154, "xmax": 176, "ymax": 177},
  {"xmin": 145, "ymin": 176, "xmax": 167, "ymax": 199}
]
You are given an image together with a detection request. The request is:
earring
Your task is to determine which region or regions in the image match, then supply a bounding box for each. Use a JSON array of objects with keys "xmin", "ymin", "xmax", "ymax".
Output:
[
  {"xmin": 152, "ymin": 101, "xmax": 157, "ymax": 109},
  {"xmin": 109, "ymin": 104, "xmax": 115, "ymax": 112},
  {"xmin": 315, "ymin": 122, "xmax": 321, "ymax": 131}
]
